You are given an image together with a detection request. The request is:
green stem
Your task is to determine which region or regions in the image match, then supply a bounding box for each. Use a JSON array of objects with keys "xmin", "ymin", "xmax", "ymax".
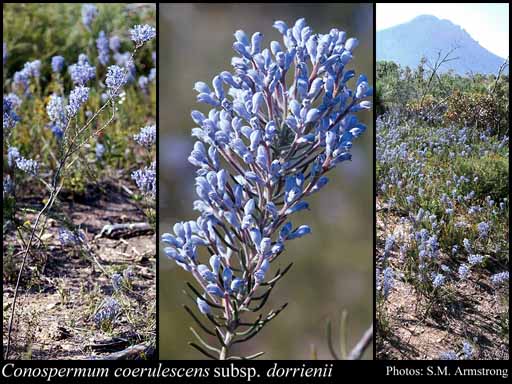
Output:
[{"xmin": 219, "ymin": 331, "xmax": 233, "ymax": 360}]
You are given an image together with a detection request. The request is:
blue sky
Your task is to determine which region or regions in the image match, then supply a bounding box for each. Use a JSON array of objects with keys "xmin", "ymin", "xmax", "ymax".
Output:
[{"xmin": 377, "ymin": 3, "xmax": 509, "ymax": 59}]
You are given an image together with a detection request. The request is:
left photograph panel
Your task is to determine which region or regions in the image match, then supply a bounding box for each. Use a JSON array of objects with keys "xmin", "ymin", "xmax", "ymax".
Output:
[{"xmin": 3, "ymin": 3, "xmax": 156, "ymax": 359}]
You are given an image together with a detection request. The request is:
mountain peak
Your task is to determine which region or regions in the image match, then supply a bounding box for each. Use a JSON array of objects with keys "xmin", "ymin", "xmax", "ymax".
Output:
[
  {"xmin": 411, "ymin": 14, "xmax": 457, "ymax": 28},
  {"xmin": 377, "ymin": 15, "xmax": 507, "ymax": 75},
  {"xmin": 412, "ymin": 14, "xmax": 439, "ymax": 22}
]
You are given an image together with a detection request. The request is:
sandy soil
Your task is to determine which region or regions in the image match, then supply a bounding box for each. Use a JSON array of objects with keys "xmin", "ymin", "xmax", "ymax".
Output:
[
  {"xmin": 3, "ymin": 181, "xmax": 156, "ymax": 360},
  {"xmin": 376, "ymin": 199, "xmax": 509, "ymax": 360}
]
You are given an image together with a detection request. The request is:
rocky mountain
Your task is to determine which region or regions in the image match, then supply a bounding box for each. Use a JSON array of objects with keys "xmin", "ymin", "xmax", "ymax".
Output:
[{"xmin": 377, "ymin": 15, "xmax": 508, "ymax": 75}]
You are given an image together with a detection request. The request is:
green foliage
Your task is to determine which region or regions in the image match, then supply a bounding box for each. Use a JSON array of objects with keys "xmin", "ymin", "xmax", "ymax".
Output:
[
  {"xmin": 376, "ymin": 60, "xmax": 510, "ymax": 136},
  {"xmin": 4, "ymin": 3, "xmax": 156, "ymax": 194},
  {"xmin": 375, "ymin": 81, "xmax": 386, "ymax": 115},
  {"xmin": 453, "ymin": 154, "xmax": 509, "ymax": 202},
  {"xmin": 3, "ymin": 4, "xmax": 154, "ymax": 81}
]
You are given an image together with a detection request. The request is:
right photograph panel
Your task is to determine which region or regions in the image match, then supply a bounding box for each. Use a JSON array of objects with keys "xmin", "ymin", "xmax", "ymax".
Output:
[{"xmin": 375, "ymin": 3, "xmax": 509, "ymax": 360}]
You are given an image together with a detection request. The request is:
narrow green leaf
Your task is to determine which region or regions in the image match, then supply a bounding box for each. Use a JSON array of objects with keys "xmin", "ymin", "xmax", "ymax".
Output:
[
  {"xmin": 183, "ymin": 305, "xmax": 216, "ymax": 336},
  {"xmin": 189, "ymin": 342, "xmax": 218, "ymax": 360},
  {"xmin": 326, "ymin": 318, "xmax": 340, "ymax": 360},
  {"xmin": 340, "ymin": 309, "xmax": 348, "ymax": 359},
  {"xmin": 189, "ymin": 327, "xmax": 221, "ymax": 354}
]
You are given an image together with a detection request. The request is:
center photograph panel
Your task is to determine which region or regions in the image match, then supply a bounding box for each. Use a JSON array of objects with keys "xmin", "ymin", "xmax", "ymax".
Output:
[{"xmin": 158, "ymin": 3, "xmax": 374, "ymax": 360}]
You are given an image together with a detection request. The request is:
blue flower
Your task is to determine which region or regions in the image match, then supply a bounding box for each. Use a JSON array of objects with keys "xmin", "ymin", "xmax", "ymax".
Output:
[
  {"xmin": 47, "ymin": 94, "xmax": 67, "ymax": 136},
  {"xmin": 476, "ymin": 221, "xmax": 490, "ymax": 238},
  {"xmin": 462, "ymin": 341, "xmax": 474, "ymax": 360},
  {"xmin": 3, "ymin": 175, "xmax": 14, "ymax": 196},
  {"xmin": 381, "ymin": 267, "xmax": 394, "ymax": 298},
  {"xmin": 130, "ymin": 24, "xmax": 156, "ymax": 47},
  {"xmin": 66, "ymin": 86, "xmax": 89, "ymax": 118},
  {"xmin": 81, "ymin": 4, "xmax": 98, "ymax": 30},
  {"xmin": 432, "ymin": 273, "xmax": 445, "ymax": 288},
  {"xmin": 7, "ymin": 147, "xmax": 20, "ymax": 168},
  {"xmin": 13, "ymin": 70, "xmax": 30, "ymax": 93},
  {"xmin": 68, "ymin": 54, "xmax": 96, "ymax": 85},
  {"xmin": 439, "ymin": 350, "xmax": 458, "ymax": 360},
  {"xmin": 462, "ymin": 238, "xmax": 472, "ymax": 254},
  {"xmin": 467, "ymin": 254, "xmax": 484, "ymax": 266},
  {"xmin": 96, "ymin": 143, "xmax": 106, "ymax": 160},
  {"xmin": 106, "ymin": 64, "xmax": 128, "ymax": 96},
  {"xmin": 23, "ymin": 60, "xmax": 41, "ymax": 78},
  {"xmin": 15, "ymin": 157, "xmax": 39, "ymax": 176},
  {"xmin": 111, "ymin": 273, "xmax": 123, "ymax": 291},
  {"xmin": 491, "ymin": 271, "xmax": 509, "ymax": 285},
  {"xmin": 131, "ymin": 161, "xmax": 156, "ymax": 198},
  {"xmin": 58, "ymin": 228, "xmax": 80, "ymax": 246},
  {"xmin": 51, "ymin": 56, "xmax": 65, "ymax": 73},
  {"xmin": 149, "ymin": 68, "xmax": 156, "ymax": 82},
  {"xmin": 93, "ymin": 297, "xmax": 120, "ymax": 325},
  {"xmin": 138, "ymin": 75, "xmax": 149, "ymax": 91},
  {"xmin": 3, "ymin": 96, "xmax": 21, "ymax": 131},
  {"xmin": 287, "ymin": 225, "xmax": 312, "ymax": 240},
  {"xmin": 231, "ymin": 278, "xmax": 246, "ymax": 293},
  {"xmin": 384, "ymin": 234, "xmax": 395, "ymax": 256},
  {"xmin": 133, "ymin": 124, "xmax": 156, "ymax": 148},
  {"xmin": 196, "ymin": 297, "xmax": 211, "ymax": 315},
  {"xmin": 109, "ymin": 35, "xmax": 121, "ymax": 52},
  {"xmin": 51, "ymin": 94, "xmax": 69, "ymax": 122},
  {"xmin": 96, "ymin": 31, "xmax": 110, "ymax": 66},
  {"xmin": 206, "ymin": 283, "xmax": 224, "ymax": 297},
  {"xmin": 457, "ymin": 264, "xmax": 470, "ymax": 280}
]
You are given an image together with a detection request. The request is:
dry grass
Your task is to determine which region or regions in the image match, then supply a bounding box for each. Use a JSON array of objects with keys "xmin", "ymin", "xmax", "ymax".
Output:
[
  {"xmin": 3, "ymin": 181, "xmax": 156, "ymax": 360},
  {"xmin": 376, "ymin": 199, "xmax": 509, "ymax": 360}
]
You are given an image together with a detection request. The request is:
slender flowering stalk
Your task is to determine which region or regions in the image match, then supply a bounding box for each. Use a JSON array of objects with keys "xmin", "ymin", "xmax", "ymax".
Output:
[
  {"xmin": 3, "ymin": 21, "xmax": 156, "ymax": 360},
  {"xmin": 162, "ymin": 18, "xmax": 372, "ymax": 359}
]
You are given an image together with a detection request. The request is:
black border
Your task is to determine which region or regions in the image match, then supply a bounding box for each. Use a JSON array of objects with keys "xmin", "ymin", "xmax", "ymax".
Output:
[
  {"xmin": 155, "ymin": 0, "xmax": 160, "ymax": 361},
  {"xmin": 1, "ymin": 2, "xmax": 511, "ymax": 380},
  {"xmin": 372, "ymin": 1, "xmax": 377, "ymax": 362}
]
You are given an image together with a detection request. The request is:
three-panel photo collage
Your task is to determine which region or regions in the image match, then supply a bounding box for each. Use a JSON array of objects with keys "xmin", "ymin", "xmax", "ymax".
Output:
[{"xmin": 2, "ymin": 2, "xmax": 509, "ymax": 377}]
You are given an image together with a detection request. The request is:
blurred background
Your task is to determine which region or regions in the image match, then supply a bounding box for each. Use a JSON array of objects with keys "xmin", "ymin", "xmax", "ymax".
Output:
[{"xmin": 159, "ymin": 3, "xmax": 373, "ymax": 360}]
